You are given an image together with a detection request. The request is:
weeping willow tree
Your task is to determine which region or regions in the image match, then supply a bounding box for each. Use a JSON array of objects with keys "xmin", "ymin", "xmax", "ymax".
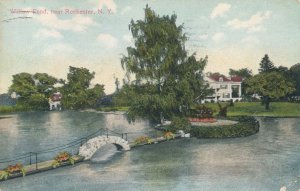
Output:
[{"xmin": 121, "ymin": 5, "xmax": 211, "ymax": 123}]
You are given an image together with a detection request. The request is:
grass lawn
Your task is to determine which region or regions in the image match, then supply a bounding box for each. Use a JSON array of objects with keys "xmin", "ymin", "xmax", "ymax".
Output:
[
  {"xmin": 0, "ymin": 105, "xmax": 30, "ymax": 114},
  {"xmin": 96, "ymin": 106, "xmax": 129, "ymax": 112},
  {"xmin": 204, "ymin": 102, "xmax": 300, "ymax": 117}
]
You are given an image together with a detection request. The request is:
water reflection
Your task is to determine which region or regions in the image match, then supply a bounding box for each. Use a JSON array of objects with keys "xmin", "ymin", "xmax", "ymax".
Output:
[{"xmin": 1, "ymin": 114, "xmax": 300, "ymax": 191}]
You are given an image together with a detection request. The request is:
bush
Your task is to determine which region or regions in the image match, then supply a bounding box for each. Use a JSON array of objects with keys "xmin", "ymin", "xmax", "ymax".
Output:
[
  {"xmin": 0, "ymin": 170, "xmax": 9, "ymax": 180},
  {"xmin": 190, "ymin": 116, "xmax": 259, "ymax": 138},
  {"xmin": 167, "ymin": 117, "xmax": 191, "ymax": 133},
  {"xmin": 163, "ymin": 131, "xmax": 175, "ymax": 140},
  {"xmin": 134, "ymin": 136, "xmax": 153, "ymax": 145},
  {"xmin": 189, "ymin": 105, "xmax": 214, "ymax": 118}
]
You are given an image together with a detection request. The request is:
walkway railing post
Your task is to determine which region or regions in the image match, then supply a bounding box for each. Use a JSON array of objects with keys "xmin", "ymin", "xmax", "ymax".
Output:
[
  {"xmin": 29, "ymin": 152, "xmax": 32, "ymax": 165},
  {"xmin": 125, "ymin": 133, "xmax": 128, "ymax": 141},
  {"xmin": 35, "ymin": 153, "xmax": 38, "ymax": 170},
  {"xmin": 106, "ymin": 128, "xmax": 108, "ymax": 138}
]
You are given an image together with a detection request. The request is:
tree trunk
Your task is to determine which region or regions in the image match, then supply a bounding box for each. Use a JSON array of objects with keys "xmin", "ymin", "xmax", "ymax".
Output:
[{"xmin": 265, "ymin": 96, "xmax": 270, "ymax": 110}]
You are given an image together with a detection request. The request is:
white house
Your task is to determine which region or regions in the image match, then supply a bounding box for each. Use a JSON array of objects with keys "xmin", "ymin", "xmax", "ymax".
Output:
[
  {"xmin": 203, "ymin": 73, "xmax": 242, "ymax": 102},
  {"xmin": 48, "ymin": 92, "xmax": 62, "ymax": 110}
]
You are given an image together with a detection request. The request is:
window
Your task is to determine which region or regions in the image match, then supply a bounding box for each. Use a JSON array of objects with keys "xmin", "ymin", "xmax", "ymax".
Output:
[
  {"xmin": 220, "ymin": 85, "xmax": 228, "ymax": 89},
  {"xmin": 223, "ymin": 93, "xmax": 230, "ymax": 98}
]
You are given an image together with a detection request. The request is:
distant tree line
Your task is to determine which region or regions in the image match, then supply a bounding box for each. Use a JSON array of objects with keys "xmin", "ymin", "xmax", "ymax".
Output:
[{"xmin": 9, "ymin": 66, "xmax": 105, "ymax": 110}]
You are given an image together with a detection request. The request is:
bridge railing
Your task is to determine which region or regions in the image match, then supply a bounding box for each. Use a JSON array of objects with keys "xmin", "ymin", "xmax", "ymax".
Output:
[
  {"xmin": 0, "ymin": 128, "xmax": 107, "ymax": 170},
  {"xmin": 0, "ymin": 128, "xmax": 161, "ymax": 170}
]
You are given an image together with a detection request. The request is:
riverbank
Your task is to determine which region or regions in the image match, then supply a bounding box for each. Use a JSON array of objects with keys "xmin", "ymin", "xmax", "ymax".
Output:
[
  {"xmin": 0, "ymin": 105, "xmax": 31, "ymax": 114},
  {"xmin": 2, "ymin": 102, "xmax": 300, "ymax": 118}
]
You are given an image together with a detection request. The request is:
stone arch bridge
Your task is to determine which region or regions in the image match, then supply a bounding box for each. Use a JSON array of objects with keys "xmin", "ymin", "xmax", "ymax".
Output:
[{"xmin": 79, "ymin": 135, "xmax": 130, "ymax": 160}]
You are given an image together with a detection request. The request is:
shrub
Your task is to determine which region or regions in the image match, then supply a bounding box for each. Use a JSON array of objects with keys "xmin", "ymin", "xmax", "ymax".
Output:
[
  {"xmin": 189, "ymin": 105, "xmax": 213, "ymax": 118},
  {"xmin": 167, "ymin": 117, "xmax": 191, "ymax": 133},
  {"xmin": 134, "ymin": 136, "xmax": 153, "ymax": 145},
  {"xmin": 163, "ymin": 131, "xmax": 175, "ymax": 140},
  {"xmin": 0, "ymin": 170, "xmax": 9, "ymax": 180}
]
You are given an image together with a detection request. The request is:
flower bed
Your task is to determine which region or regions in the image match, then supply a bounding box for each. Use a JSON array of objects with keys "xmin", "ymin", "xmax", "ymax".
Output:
[
  {"xmin": 188, "ymin": 118, "xmax": 217, "ymax": 123},
  {"xmin": 0, "ymin": 163, "xmax": 26, "ymax": 180},
  {"xmin": 134, "ymin": 136, "xmax": 154, "ymax": 145},
  {"xmin": 52, "ymin": 152, "xmax": 75, "ymax": 168}
]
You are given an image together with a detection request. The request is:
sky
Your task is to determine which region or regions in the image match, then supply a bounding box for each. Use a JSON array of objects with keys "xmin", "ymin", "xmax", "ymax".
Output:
[{"xmin": 0, "ymin": 0, "xmax": 299, "ymax": 94}]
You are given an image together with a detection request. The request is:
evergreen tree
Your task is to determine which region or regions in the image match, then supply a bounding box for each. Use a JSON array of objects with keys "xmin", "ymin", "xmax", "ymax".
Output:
[{"xmin": 259, "ymin": 54, "xmax": 276, "ymax": 73}]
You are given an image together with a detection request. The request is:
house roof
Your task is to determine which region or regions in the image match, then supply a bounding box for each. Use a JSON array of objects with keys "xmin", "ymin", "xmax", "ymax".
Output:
[
  {"xmin": 50, "ymin": 92, "xmax": 62, "ymax": 101},
  {"xmin": 231, "ymin": 76, "xmax": 243, "ymax": 82},
  {"xmin": 207, "ymin": 73, "xmax": 242, "ymax": 82},
  {"xmin": 208, "ymin": 74, "xmax": 231, "ymax": 82}
]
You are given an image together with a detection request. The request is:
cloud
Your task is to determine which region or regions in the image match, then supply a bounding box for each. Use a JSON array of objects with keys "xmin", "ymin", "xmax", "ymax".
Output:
[
  {"xmin": 43, "ymin": 42, "xmax": 74, "ymax": 56},
  {"xmin": 120, "ymin": 6, "xmax": 132, "ymax": 15},
  {"xmin": 210, "ymin": 3, "xmax": 231, "ymax": 19},
  {"xmin": 99, "ymin": 0, "xmax": 117, "ymax": 13},
  {"xmin": 212, "ymin": 32, "xmax": 225, "ymax": 42},
  {"xmin": 227, "ymin": 11, "xmax": 272, "ymax": 32},
  {"xmin": 199, "ymin": 34, "xmax": 208, "ymax": 40},
  {"xmin": 34, "ymin": 28, "xmax": 63, "ymax": 39},
  {"xmin": 241, "ymin": 36, "xmax": 259, "ymax": 44},
  {"xmin": 97, "ymin": 33, "xmax": 118, "ymax": 49}
]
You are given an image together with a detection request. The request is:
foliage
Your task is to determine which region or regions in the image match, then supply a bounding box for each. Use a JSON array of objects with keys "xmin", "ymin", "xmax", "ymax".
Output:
[
  {"xmin": 166, "ymin": 116, "xmax": 191, "ymax": 133},
  {"xmin": 0, "ymin": 105, "xmax": 30, "ymax": 113},
  {"xmin": 121, "ymin": 5, "xmax": 210, "ymax": 123},
  {"xmin": 9, "ymin": 72, "xmax": 59, "ymax": 110},
  {"xmin": 0, "ymin": 170, "xmax": 9, "ymax": 180},
  {"xmin": 289, "ymin": 63, "xmax": 300, "ymax": 97},
  {"xmin": 258, "ymin": 54, "xmax": 276, "ymax": 73},
  {"xmin": 190, "ymin": 116, "xmax": 259, "ymax": 138},
  {"xmin": 6, "ymin": 163, "xmax": 26, "ymax": 177},
  {"xmin": 61, "ymin": 66, "xmax": 105, "ymax": 109},
  {"xmin": 245, "ymin": 72, "xmax": 295, "ymax": 110},
  {"xmin": 163, "ymin": 131, "xmax": 175, "ymax": 140},
  {"xmin": 229, "ymin": 68, "xmax": 253, "ymax": 79},
  {"xmin": 52, "ymin": 151, "xmax": 75, "ymax": 168},
  {"xmin": 217, "ymin": 102, "xmax": 231, "ymax": 118},
  {"xmin": 134, "ymin": 136, "xmax": 153, "ymax": 145},
  {"xmin": 189, "ymin": 105, "xmax": 213, "ymax": 118}
]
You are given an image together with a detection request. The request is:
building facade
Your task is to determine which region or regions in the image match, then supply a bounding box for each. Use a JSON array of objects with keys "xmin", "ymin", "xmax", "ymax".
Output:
[{"xmin": 203, "ymin": 73, "xmax": 242, "ymax": 102}]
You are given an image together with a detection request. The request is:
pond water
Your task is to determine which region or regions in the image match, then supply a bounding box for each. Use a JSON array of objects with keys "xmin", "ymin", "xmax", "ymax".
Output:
[{"xmin": 0, "ymin": 111, "xmax": 300, "ymax": 191}]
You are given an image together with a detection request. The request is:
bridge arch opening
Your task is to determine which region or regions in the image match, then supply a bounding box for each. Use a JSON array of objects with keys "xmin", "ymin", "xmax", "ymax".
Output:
[{"xmin": 78, "ymin": 136, "xmax": 130, "ymax": 160}]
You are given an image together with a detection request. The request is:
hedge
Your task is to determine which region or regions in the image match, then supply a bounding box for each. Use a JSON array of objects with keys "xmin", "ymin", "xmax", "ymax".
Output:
[{"xmin": 190, "ymin": 116, "xmax": 259, "ymax": 138}]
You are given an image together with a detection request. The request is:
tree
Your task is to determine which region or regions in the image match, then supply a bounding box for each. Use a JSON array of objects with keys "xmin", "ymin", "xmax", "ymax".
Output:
[
  {"xmin": 62, "ymin": 66, "xmax": 105, "ymax": 109},
  {"xmin": 229, "ymin": 68, "xmax": 253, "ymax": 79},
  {"xmin": 245, "ymin": 72, "xmax": 295, "ymax": 110},
  {"xmin": 259, "ymin": 54, "xmax": 276, "ymax": 73},
  {"xmin": 288, "ymin": 63, "xmax": 300, "ymax": 100},
  {"xmin": 9, "ymin": 72, "xmax": 58, "ymax": 109},
  {"xmin": 121, "ymin": 5, "xmax": 210, "ymax": 123},
  {"xmin": 33, "ymin": 73, "xmax": 58, "ymax": 97}
]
